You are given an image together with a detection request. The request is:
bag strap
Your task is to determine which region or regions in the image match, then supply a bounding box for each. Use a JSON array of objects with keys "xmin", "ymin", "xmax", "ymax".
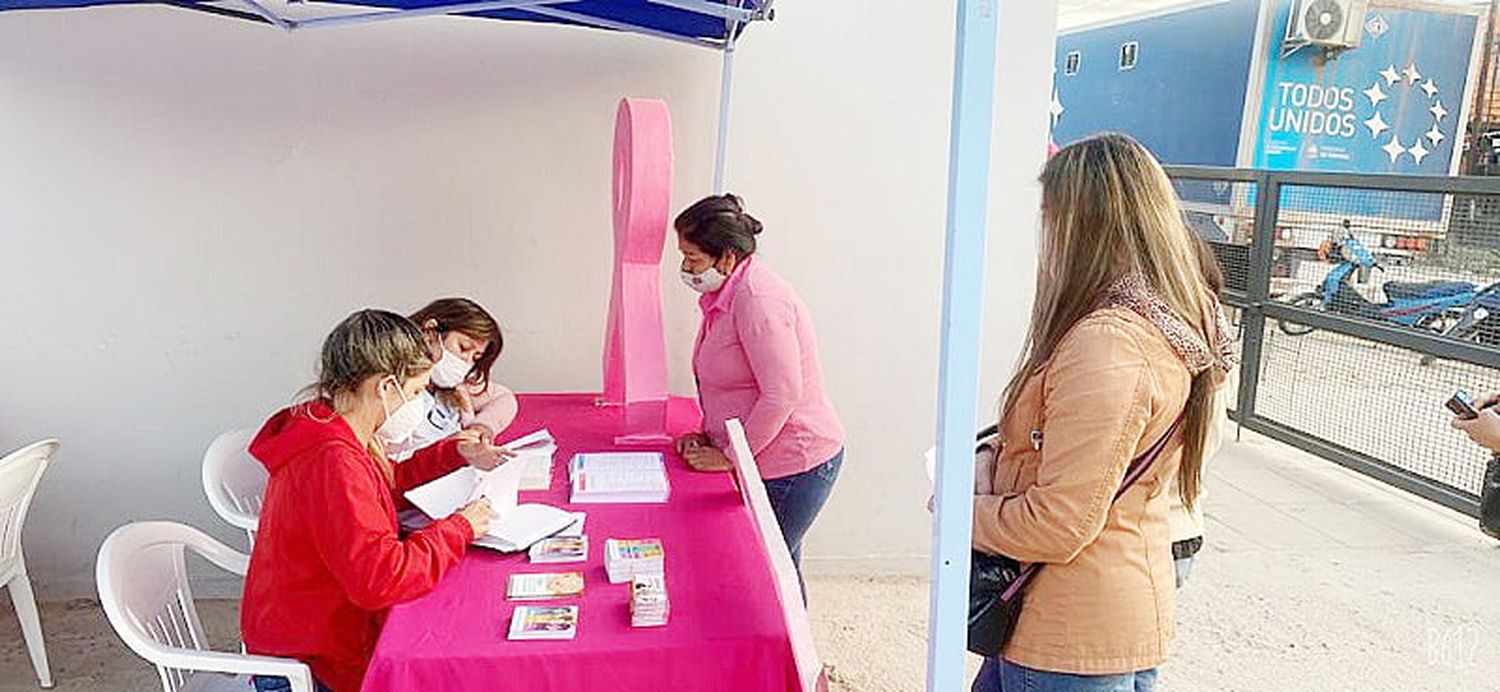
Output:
[{"xmin": 998, "ymin": 409, "xmax": 1189, "ymax": 601}]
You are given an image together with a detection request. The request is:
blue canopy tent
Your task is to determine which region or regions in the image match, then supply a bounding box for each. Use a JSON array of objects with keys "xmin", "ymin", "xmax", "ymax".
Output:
[
  {"xmin": 0, "ymin": 0, "xmax": 771, "ymax": 189},
  {"xmin": 0, "ymin": 0, "xmax": 1059, "ymax": 689}
]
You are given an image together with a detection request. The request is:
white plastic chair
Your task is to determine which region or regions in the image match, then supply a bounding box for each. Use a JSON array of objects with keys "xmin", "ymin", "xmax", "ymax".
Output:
[
  {"xmin": 201, "ymin": 429, "xmax": 266, "ymax": 547},
  {"xmin": 1, "ymin": 438, "xmax": 59, "ymax": 688},
  {"xmin": 724, "ymin": 420, "xmax": 827, "ymax": 692},
  {"xmin": 96, "ymin": 521, "xmax": 315, "ymax": 692}
]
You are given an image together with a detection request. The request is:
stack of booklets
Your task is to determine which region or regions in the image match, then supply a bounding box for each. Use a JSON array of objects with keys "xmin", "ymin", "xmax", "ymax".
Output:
[
  {"xmin": 629, "ymin": 574, "xmax": 670, "ymax": 628},
  {"xmin": 528, "ymin": 536, "xmax": 587, "ymax": 564},
  {"xmin": 508, "ymin": 605, "xmax": 579, "ymax": 641},
  {"xmin": 604, "ymin": 538, "xmax": 664, "ymax": 584},
  {"xmin": 569, "ymin": 452, "xmax": 670, "ymax": 504},
  {"xmin": 506, "ymin": 572, "xmax": 585, "ymax": 601},
  {"xmin": 502, "ymin": 429, "xmax": 558, "ymax": 492}
]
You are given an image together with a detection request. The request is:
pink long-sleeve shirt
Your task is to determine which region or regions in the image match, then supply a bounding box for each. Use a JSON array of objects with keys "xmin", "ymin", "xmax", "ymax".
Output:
[{"xmin": 693, "ymin": 257, "xmax": 845, "ymax": 480}]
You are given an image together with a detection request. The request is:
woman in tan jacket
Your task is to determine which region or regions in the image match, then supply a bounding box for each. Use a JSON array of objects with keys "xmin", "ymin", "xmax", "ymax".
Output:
[{"xmin": 971, "ymin": 134, "xmax": 1235, "ymax": 692}]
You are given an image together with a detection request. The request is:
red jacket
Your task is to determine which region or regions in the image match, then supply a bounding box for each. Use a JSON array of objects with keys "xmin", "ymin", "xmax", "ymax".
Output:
[{"xmin": 242, "ymin": 400, "xmax": 474, "ymax": 692}]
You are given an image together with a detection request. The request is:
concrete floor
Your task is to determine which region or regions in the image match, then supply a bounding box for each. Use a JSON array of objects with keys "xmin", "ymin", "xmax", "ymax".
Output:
[{"xmin": 3, "ymin": 430, "xmax": 1498, "ymax": 691}]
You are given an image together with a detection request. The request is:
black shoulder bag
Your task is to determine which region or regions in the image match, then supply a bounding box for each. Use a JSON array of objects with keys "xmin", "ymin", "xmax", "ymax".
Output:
[{"xmin": 967, "ymin": 413, "xmax": 1186, "ymax": 657}]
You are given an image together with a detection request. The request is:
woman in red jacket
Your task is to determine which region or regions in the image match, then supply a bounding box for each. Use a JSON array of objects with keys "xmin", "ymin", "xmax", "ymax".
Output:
[{"xmin": 242, "ymin": 309, "xmax": 506, "ymax": 692}]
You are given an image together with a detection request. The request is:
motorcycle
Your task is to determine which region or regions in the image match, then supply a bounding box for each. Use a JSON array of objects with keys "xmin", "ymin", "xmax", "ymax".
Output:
[
  {"xmin": 1436, "ymin": 279, "xmax": 1500, "ymax": 346},
  {"xmin": 1278, "ymin": 233, "xmax": 1475, "ymax": 336}
]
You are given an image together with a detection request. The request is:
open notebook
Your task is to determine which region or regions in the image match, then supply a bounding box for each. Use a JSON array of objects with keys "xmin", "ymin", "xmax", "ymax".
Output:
[{"xmin": 404, "ymin": 429, "xmax": 575, "ymax": 552}]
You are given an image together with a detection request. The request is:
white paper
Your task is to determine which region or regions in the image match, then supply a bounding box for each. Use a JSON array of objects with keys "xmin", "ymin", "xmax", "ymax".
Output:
[
  {"xmin": 556, "ymin": 512, "xmax": 586, "ymax": 538},
  {"xmin": 502, "ymin": 428, "xmax": 555, "ymax": 452},
  {"xmin": 474, "ymin": 503, "xmax": 578, "ymax": 552},
  {"xmin": 922, "ymin": 446, "xmax": 936, "ymax": 486},
  {"xmin": 405, "ymin": 458, "xmax": 527, "ymax": 520}
]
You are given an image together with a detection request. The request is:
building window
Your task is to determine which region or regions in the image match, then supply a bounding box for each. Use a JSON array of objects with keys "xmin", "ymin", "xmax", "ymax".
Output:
[
  {"xmin": 1064, "ymin": 51, "xmax": 1081, "ymax": 76},
  {"xmin": 1119, "ymin": 42, "xmax": 1138, "ymax": 70}
]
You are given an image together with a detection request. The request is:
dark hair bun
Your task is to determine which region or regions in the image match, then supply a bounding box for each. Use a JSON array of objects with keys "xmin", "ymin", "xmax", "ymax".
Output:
[{"xmin": 742, "ymin": 213, "xmax": 764, "ymax": 236}]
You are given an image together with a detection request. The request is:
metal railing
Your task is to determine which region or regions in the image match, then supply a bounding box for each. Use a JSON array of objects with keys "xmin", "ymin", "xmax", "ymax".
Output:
[{"xmin": 1167, "ymin": 166, "xmax": 1500, "ymax": 517}]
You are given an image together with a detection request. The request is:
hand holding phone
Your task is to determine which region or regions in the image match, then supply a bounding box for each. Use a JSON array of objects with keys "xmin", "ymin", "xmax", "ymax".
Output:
[{"xmin": 1446, "ymin": 389, "xmax": 1481, "ymax": 420}]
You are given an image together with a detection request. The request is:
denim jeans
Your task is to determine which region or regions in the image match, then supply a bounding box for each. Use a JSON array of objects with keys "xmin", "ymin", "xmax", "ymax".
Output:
[
  {"xmin": 253, "ymin": 676, "xmax": 332, "ymax": 692},
  {"xmin": 762, "ymin": 449, "xmax": 843, "ymax": 596},
  {"xmin": 973, "ymin": 659, "xmax": 1158, "ymax": 692},
  {"xmin": 1174, "ymin": 555, "xmax": 1196, "ymax": 588}
]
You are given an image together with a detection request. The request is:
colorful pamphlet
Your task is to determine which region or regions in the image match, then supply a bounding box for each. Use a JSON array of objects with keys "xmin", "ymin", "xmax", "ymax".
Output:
[
  {"xmin": 506, "ymin": 572, "xmax": 585, "ymax": 601},
  {"xmin": 605, "ymin": 538, "xmax": 665, "ymax": 584},
  {"xmin": 529, "ymin": 536, "xmax": 588, "ymax": 564},
  {"xmin": 507, "ymin": 605, "xmax": 579, "ymax": 641}
]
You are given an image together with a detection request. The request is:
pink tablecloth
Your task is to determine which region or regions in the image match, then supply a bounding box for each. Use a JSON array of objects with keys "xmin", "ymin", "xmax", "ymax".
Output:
[{"xmin": 362, "ymin": 393, "xmax": 799, "ymax": 692}]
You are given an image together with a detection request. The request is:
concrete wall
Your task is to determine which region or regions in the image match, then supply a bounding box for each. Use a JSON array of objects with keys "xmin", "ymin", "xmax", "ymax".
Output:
[{"xmin": 0, "ymin": 2, "xmax": 1048, "ymax": 596}]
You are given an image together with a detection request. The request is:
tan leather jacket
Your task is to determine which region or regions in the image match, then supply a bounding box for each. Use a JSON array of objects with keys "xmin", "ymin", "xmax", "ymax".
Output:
[{"xmin": 973, "ymin": 307, "xmax": 1191, "ymax": 675}]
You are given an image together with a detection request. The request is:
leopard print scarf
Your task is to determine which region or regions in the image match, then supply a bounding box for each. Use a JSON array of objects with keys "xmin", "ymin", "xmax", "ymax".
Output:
[{"xmin": 1099, "ymin": 273, "xmax": 1238, "ymax": 375}]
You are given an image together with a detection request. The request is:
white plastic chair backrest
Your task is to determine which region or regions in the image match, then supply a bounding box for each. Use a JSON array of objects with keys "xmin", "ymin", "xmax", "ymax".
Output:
[
  {"xmin": 96, "ymin": 521, "xmax": 246, "ymax": 692},
  {"xmin": 201, "ymin": 429, "xmax": 265, "ymax": 543},
  {"xmin": 0, "ymin": 439, "xmax": 59, "ymax": 579},
  {"xmin": 97, "ymin": 521, "xmax": 314, "ymax": 692},
  {"xmin": 724, "ymin": 420, "xmax": 827, "ymax": 692}
]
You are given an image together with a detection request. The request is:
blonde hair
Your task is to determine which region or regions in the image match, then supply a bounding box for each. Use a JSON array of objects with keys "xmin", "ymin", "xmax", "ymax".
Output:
[
  {"xmin": 302, "ymin": 309, "xmax": 434, "ymax": 479},
  {"xmin": 1003, "ymin": 133, "xmax": 1223, "ymax": 509}
]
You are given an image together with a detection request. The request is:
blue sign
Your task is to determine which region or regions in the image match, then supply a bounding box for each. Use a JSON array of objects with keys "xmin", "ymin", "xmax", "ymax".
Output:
[{"xmin": 1253, "ymin": 2, "xmax": 1478, "ymax": 175}]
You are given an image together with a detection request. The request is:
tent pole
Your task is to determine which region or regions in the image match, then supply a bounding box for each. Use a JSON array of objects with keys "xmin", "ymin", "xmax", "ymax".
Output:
[
  {"xmin": 234, "ymin": 0, "xmax": 293, "ymax": 31},
  {"xmin": 927, "ymin": 1, "xmax": 1055, "ymax": 689},
  {"xmin": 713, "ymin": 42, "xmax": 736, "ymax": 194},
  {"xmin": 925, "ymin": 0, "xmax": 997, "ymax": 688}
]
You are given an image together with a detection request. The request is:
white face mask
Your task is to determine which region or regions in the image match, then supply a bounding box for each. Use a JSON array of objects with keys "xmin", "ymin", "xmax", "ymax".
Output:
[
  {"xmin": 429, "ymin": 347, "xmax": 472, "ymax": 389},
  {"xmin": 375, "ymin": 377, "xmax": 430, "ymax": 448},
  {"xmin": 680, "ymin": 266, "xmax": 728, "ymax": 293}
]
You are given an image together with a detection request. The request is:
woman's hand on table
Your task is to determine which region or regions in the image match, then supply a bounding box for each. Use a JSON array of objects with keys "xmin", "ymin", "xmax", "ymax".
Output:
[
  {"xmin": 458, "ymin": 498, "xmax": 497, "ymax": 537},
  {"xmin": 683, "ymin": 445, "xmax": 734, "ymax": 472},
  {"xmin": 457, "ymin": 439, "xmax": 515, "ymax": 471},
  {"xmin": 675, "ymin": 432, "xmax": 711, "ymax": 456}
]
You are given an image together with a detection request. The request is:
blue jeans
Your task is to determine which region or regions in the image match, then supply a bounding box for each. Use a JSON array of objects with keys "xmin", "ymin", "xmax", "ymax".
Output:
[
  {"xmin": 973, "ymin": 659, "xmax": 1157, "ymax": 692},
  {"xmin": 253, "ymin": 676, "xmax": 332, "ymax": 692},
  {"xmin": 1174, "ymin": 555, "xmax": 1196, "ymax": 588},
  {"xmin": 763, "ymin": 449, "xmax": 843, "ymax": 596}
]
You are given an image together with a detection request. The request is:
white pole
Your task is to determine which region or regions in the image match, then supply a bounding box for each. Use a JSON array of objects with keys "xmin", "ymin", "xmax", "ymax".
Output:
[{"xmin": 713, "ymin": 43, "xmax": 736, "ymax": 194}]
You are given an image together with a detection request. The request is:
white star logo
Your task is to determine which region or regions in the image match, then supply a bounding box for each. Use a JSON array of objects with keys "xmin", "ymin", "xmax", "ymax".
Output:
[
  {"xmin": 1430, "ymin": 100, "xmax": 1448, "ymax": 122},
  {"xmin": 1408, "ymin": 139, "xmax": 1431, "ymax": 165},
  {"xmin": 1403, "ymin": 63, "xmax": 1422, "ymax": 85},
  {"xmin": 1049, "ymin": 88, "xmax": 1065, "ymax": 126},
  {"xmin": 1364, "ymin": 112, "xmax": 1390, "ymax": 138},
  {"xmin": 1381, "ymin": 65, "xmax": 1402, "ymax": 85},
  {"xmin": 1363, "ymin": 82, "xmax": 1388, "ymax": 107},
  {"xmin": 1426, "ymin": 125, "xmax": 1446, "ymax": 146},
  {"xmin": 1421, "ymin": 80, "xmax": 1439, "ymax": 99},
  {"xmin": 1382, "ymin": 135, "xmax": 1407, "ymax": 163}
]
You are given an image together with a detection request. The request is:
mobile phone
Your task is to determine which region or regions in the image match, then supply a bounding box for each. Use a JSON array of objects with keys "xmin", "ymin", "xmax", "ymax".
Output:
[{"xmin": 1446, "ymin": 389, "xmax": 1480, "ymax": 420}]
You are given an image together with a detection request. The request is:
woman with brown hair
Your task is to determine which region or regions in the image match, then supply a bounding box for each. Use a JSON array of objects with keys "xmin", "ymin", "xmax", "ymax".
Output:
[
  {"xmin": 970, "ymin": 134, "xmax": 1235, "ymax": 691},
  {"xmin": 670, "ymin": 194, "xmax": 845, "ymax": 591},
  {"xmin": 385, "ymin": 298, "xmax": 518, "ymax": 460}
]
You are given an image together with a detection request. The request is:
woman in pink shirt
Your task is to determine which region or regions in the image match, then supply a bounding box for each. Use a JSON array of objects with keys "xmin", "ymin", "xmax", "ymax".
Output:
[{"xmin": 672, "ymin": 194, "xmax": 846, "ymax": 589}]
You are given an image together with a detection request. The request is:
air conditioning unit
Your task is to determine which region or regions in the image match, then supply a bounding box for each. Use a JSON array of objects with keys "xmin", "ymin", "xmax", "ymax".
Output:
[{"xmin": 1283, "ymin": 0, "xmax": 1368, "ymax": 57}]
